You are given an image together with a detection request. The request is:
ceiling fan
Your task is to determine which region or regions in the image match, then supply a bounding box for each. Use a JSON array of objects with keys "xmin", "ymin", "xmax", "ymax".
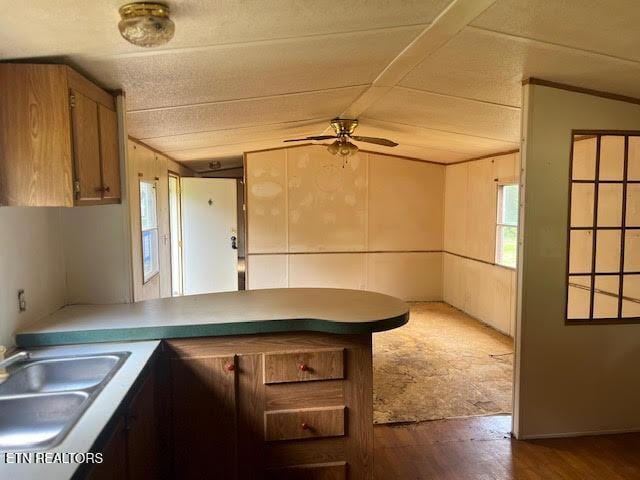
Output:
[{"xmin": 284, "ymin": 118, "xmax": 398, "ymax": 158}]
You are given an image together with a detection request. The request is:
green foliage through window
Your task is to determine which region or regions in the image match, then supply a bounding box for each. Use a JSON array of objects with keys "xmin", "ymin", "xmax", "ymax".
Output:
[{"xmin": 496, "ymin": 184, "xmax": 519, "ymax": 268}]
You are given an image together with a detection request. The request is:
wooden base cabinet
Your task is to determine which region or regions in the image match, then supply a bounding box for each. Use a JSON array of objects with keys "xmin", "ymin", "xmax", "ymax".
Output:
[
  {"xmin": 87, "ymin": 369, "xmax": 159, "ymax": 480},
  {"xmin": 164, "ymin": 332, "xmax": 373, "ymax": 480}
]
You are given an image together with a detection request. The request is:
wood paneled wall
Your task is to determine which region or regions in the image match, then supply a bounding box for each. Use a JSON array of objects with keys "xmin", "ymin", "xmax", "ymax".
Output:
[
  {"xmin": 128, "ymin": 139, "xmax": 194, "ymax": 302},
  {"xmin": 443, "ymin": 152, "xmax": 520, "ymax": 335},
  {"xmin": 245, "ymin": 146, "xmax": 444, "ymax": 301}
]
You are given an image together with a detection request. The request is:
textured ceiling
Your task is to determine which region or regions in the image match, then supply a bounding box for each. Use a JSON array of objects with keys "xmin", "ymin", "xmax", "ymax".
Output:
[{"xmin": 2, "ymin": 0, "xmax": 640, "ymax": 168}]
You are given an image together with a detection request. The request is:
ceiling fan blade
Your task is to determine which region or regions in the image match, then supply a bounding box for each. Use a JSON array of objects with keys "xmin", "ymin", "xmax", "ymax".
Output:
[
  {"xmin": 284, "ymin": 135, "xmax": 336, "ymax": 142},
  {"xmin": 351, "ymin": 136, "xmax": 398, "ymax": 147}
]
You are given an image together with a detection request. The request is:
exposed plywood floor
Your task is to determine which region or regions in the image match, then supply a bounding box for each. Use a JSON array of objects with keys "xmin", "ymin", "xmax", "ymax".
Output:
[
  {"xmin": 374, "ymin": 415, "xmax": 640, "ymax": 479},
  {"xmin": 373, "ymin": 302, "xmax": 513, "ymax": 424}
]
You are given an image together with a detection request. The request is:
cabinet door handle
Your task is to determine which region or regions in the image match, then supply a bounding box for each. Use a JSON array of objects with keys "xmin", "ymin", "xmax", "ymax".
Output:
[{"xmin": 224, "ymin": 363, "xmax": 235, "ymax": 372}]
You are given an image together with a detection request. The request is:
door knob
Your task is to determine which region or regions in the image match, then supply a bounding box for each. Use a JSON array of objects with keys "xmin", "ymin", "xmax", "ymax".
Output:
[{"xmin": 230, "ymin": 236, "xmax": 238, "ymax": 250}]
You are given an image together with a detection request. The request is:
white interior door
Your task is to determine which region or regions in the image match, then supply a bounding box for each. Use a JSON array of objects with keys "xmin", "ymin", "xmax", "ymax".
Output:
[{"xmin": 181, "ymin": 178, "xmax": 238, "ymax": 294}]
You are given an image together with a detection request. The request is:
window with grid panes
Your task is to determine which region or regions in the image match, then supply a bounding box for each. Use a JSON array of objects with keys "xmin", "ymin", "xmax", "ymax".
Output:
[{"xmin": 566, "ymin": 133, "xmax": 640, "ymax": 323}]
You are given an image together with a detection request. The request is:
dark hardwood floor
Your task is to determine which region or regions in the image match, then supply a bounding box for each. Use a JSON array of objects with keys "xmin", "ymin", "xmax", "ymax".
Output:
[{"xmin": 374, "ymin": 415, "xmax": 640, "ymax": 479}]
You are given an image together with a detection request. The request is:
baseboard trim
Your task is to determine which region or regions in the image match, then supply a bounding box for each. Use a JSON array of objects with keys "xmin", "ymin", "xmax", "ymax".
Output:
[{"xmin": 517, "ymin": 426, "xmax": 640, "ymax": 440}]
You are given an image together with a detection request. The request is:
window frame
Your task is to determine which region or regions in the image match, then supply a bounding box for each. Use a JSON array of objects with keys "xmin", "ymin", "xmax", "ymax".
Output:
[
  {"xmin": 565, "ymin": 131, "xmax": 640, "ymax": 325},
  {"xmin": 139, "ymin": 179, "xmax": 160, "ymax": 284},
  {"xmin": 168, "ymin": 172, "xmax": 183, "ymax": 296},
  {"xmin": 495, "ymin": 182, "xmax": 519, "ymax": 269}
]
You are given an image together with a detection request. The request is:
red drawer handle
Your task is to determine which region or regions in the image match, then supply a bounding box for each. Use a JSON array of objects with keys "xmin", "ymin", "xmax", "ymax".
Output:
[
  {"xmin": 298, "ymin": 363, "xmax": 309, "ymax": 372},
  {"xmin": 225, "ymin": 363, "xmax": 235, "ymax": 372},
  {"xmin": 301, "ymin": 422, "xmax": 310, "ymax": 430}
]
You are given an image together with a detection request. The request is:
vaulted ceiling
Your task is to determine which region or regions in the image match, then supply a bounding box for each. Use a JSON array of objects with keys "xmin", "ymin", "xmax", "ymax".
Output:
[{"xmin": 2, "ymin": 0, "xmax": 640, "ymax": 169}]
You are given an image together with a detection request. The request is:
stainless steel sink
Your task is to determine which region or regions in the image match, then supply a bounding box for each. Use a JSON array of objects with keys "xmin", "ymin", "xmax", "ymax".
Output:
[
  {"xmin": 0, "ymin": 354, "xmax": 126, "ymax": 395},
  {"xmin": 0, "ymin": 392, "xmax": 89, "ymax": 450},
  {"xmin": 0, "ymin": 352, "xmax": 130, "ymax": 452}
]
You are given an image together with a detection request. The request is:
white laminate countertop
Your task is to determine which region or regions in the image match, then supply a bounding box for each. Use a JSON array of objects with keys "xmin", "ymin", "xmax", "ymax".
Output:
[
  {"xmin": 16, "ymin": 288, "xmax": 409, "ymax": 347},
  {"xmin": 0, "ymin": 341, "xmax": 160, "ymax": 480}
]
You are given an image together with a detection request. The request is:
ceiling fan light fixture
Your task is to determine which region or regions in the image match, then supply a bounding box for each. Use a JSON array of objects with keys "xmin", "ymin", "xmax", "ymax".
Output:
[
  {"xmin": 327, "ymin": 139, "xmax": 358, "ymax": 158},
  {"xmin": 338, "ymin": 141, "xmax": 358, "ymax": 157},
  {"xmin": 118, "ymin": 2, "xmax": 175, "ymax": 47},
  {"xmin": 327, "ymin": 140, "xmax": 341, "ymax": 155}
]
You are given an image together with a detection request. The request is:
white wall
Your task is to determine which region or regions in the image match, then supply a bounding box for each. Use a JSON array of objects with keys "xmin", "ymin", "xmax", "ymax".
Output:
[
  {"xmin": 62, "ymin": 205, "xmax": 131, "ymax": 305},
  {"xmin": 0, "ymin": 208, "xmax": 66, "ymax": 346},
  {"xmin": 515, "ymin": 82, "xmax": 640, "ymax": 439},
  {"xmin": 443, "ymin": 152, "xmax": 520, "ymax": 335},
  {"xmin": 0, "ymin": 95, "xmax": 134, "ymax": 346},
  {"xmin": 246, "ymin": 145, "xmax": 444, "ymax": 301}
]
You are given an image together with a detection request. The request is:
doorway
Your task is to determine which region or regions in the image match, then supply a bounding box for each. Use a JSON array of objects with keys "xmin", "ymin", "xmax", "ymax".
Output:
[
  {"xmin": 168, "ymin": 173, "xmax": 183, "ymax": 297},
  {"xmin": 181, "ymin": 177, "xmax": 239, "ymax": 295}
]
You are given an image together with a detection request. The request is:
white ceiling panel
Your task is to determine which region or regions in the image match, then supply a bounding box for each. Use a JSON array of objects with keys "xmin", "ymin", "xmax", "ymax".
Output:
[
  {"xmin": 400, "ymin": 27, "xmax": 640, "ymax": 107},
  {"xmin": 360, "ymin": 144, "xmax": 468, "ymax": 164},
  {"xmin": 471, "ymin": 0, "xmax": 640, "ymax": 62},
  {"xmin": 169, "ymin": 138, "xmax": 308, "ymax": 162},
  {"xmin": 356, "ymin": 118, "xmax": 518, "ymax": 157},
  {"xmin": 0, "ymin": 0, "xmax": 449, "ymax": 59},
  {"xmin": 77, "ymin": 26, "xmax": 422, "ymax": 111},
  {"xmin": 173, "ymin": 138, "xmax": 466, "ymax": 165},
  {"xmin": 143, "ymin": 119, "xmax": 329, "ymax": 153},
  {"xmin": 362, "ymin": 87, "xmax": 521, "ymax": 142},
  {"xmin": 127, "ymin": 85, "xmax": 367, "ymax": 139},
  {"xmin": 164, "ymin": 117, "xmax": 519, "ymax": 164}
]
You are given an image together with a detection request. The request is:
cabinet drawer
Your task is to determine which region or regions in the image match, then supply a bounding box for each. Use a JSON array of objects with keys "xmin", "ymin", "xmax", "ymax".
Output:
[
  {"xmin": 263, "ymin": 349, "xmax": 344, "ymax": 384},
  {"xmin": 265, "ymin": 461, "xmax": 347, "ymax": 480},
  {"xmin": 265, "ymin": 406, "xmax": 345, "ymax": 441}
]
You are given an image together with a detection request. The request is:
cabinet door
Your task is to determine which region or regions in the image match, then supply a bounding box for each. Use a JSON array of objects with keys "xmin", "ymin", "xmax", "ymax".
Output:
[
  {"xmin": 98, "ymin": 104, "xmax": 121, "ymax": 201},
  {"xmin": 87, "ymin": 417, "xmax": 128, "ymax": 480},
  {"xmin": 127, "ymin": 371, "xmax": 159, "ymax": 480},
  {"xmin": 70, "ymin": 89, "xmax": 102, "ymax": 203},
  {"xmin": 170, "ymin": 355, "xmax": 238, "ymax": 480}
]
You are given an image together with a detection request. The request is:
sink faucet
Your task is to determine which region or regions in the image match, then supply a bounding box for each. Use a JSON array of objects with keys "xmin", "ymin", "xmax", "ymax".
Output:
[{"xmin": 0, "ymin": 346, "xmax": 31, "ymax": 382}]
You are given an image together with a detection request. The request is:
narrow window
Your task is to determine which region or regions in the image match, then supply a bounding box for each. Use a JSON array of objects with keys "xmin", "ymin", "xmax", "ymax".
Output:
[
  {"xmin": 140, "ymin": 180, "xmax": 159, "ymax": 283},
  {"xmin": 496, "ymin": 183, "xmax": 519, "ymax": 268},
  {"xmin": 168, "ymin": 173, "xmax": 183, "ymax": 296}
]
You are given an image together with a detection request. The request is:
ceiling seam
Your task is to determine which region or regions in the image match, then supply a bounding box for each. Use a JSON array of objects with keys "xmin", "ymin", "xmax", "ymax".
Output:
[
  {"xmin": 161, "ymin": 135, "xmax": 474, "ymax": 155},
  {"xmin": 358, "ymin": 117, "xmax": 519, "ymax": 144},
  {"xmin": 86, "ymin": 23, "xmax": 431, "ymax": 60},
  {"xmin": 126, "ymin": 84, "xmax": 369, "ymax": 113},
  {"xmin": 335, "ymin": 0, "xmax": 499, "ymax": 121},
  {"xmin": 137, "ymin": 117, "xmax": 330, "ymax": 140},
  {"xmin": 143, "ymin": 115, "xmax": 520, "ymax": 150},
  {"xmin": 467, "ymin": 25, "xmax": 640, "ymax": 66},
  {"xmin": 393, "ymin": 85, "xmax": 521, "ymax": 110}
]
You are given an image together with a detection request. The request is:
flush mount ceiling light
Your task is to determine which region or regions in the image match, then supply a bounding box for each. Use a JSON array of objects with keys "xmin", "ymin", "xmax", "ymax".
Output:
[{"xmin": 118, "ymin": 2, "xmax": 175, "ymax": 47}]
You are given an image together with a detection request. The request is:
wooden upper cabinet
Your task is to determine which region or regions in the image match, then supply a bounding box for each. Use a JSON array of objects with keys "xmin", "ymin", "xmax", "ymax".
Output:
[
  {"xmin": 0, "ymin": 63, "xmax": 120, "ymax": 207},
  {"xmin": 98, "ymin": 104, "xmax": 121, "ymax": 201},
  {"xmin": 71, "ymin": 90, "xmax": 102, "ymax": 203}
]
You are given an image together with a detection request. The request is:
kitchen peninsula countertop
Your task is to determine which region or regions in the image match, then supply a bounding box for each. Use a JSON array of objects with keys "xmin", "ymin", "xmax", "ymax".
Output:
[{"xmin": 16, "ymin": 288, "xmax": 409, "ymax": 347}]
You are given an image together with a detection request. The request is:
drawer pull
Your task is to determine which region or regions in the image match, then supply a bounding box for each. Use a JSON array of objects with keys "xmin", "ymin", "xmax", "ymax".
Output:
[
  {"xmin": 225, "ymin": 363, "xmax": 235, "ymax": 372},
  {"xmin": 263, "ymin": 349, "xmax": 344, "ymax": 384},
  {"xmin": 265, "ymin": 406, "xmax": 345, "ymax": 441}
]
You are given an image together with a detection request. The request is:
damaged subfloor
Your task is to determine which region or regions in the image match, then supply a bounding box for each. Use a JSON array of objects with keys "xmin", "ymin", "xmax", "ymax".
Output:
[{"xmin": 373, "ymin": 302, "xmax": 513, "ymax": 424}]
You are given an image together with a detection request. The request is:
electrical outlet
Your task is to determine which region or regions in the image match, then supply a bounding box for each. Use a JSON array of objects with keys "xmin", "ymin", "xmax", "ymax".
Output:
[{"xmin": 17, "ymin": 289, "xmax": 26, "ymax": 312}]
